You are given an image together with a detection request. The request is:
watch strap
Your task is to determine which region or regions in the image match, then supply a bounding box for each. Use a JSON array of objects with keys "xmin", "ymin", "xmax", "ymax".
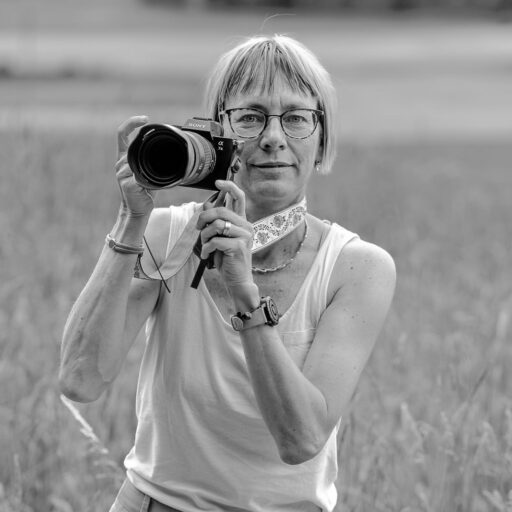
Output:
[{"xmin": 241, "ymin": 306, "xmax": 268, "ymax": 330}]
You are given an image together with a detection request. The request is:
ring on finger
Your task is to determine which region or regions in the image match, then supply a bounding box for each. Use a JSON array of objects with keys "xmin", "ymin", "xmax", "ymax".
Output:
[{"xmin": 221, "ymin": 220, "xmax": 232, "ymax": 237}]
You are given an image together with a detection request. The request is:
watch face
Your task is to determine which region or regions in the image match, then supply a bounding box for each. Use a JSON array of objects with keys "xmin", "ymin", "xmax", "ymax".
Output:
[
  {"xmin": 265, "ymin": 297, "xmax": 280, "ymax": 325},
  {"xmin": 231, "ymin": 315, "xmax": 244, "ymax": 331}
]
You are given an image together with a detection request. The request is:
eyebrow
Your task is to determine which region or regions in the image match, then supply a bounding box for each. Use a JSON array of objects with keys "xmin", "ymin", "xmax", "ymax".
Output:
[{"xmin": 239, "ymin": 101, "xmax": 314, "ymax": 111}]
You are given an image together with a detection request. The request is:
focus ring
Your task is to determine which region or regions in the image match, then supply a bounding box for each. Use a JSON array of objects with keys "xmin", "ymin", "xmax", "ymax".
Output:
[{"xmin": 185, "ymin": 132, "xmax": 216, "ymax": 185}]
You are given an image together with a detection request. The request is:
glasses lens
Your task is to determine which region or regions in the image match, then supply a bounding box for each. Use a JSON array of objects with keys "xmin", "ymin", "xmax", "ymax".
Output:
[
  {"xmin": 230, "ymin": 109, "xmax": 266, "ymax": 138},
  {"xmin": 282, "ymin": 110, "xmax": 318, "ymax": 138}
]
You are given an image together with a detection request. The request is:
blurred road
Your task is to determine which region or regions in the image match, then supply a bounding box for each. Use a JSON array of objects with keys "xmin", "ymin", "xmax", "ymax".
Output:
[{"xmin": 1, "ymin": 0, "xmax": 511, "ymax": 142}]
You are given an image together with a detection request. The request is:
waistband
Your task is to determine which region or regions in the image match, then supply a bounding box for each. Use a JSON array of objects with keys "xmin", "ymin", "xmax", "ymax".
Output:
[{"xmin": 115, "ymin": 478, "xmax": 182, "ymax": 512}]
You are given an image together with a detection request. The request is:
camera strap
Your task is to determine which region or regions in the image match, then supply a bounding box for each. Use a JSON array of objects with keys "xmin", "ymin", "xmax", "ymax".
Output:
[{"xmin": 251, "ymin": 197, "xmax": 307, "ymax": 253}]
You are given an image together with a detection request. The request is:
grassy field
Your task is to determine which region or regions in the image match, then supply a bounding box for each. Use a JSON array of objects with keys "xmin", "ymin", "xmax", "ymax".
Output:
[
  {"xmin": 1, "ymin": 2, "xmax": 512, "ymax": 511},
  {"xmin": 2, "ymin": 132, "xmax": 511, "ymax": 512}
]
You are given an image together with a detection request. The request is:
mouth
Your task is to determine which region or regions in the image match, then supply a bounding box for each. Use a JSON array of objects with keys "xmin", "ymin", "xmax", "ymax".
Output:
[{"xmin": 252, "ymin": 162, "xmax": 292, "ymax": 169}]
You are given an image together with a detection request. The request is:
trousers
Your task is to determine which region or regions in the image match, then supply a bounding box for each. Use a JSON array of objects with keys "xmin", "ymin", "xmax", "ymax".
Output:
[{"xmin": 109, "ymin": 478, "xmax": 182, "ymax": 512}]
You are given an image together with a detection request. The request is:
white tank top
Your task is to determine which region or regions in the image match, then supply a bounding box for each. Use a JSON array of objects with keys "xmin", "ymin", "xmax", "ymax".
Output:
[{"xmin": 125, "ymin": 204, "xmax": 359, "ymax": 512}]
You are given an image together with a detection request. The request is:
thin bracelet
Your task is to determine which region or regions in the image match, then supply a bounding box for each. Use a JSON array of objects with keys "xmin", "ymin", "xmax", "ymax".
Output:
[{"xmin": 105, "ymin": 233, "xmax": 144, "ymax": 255}]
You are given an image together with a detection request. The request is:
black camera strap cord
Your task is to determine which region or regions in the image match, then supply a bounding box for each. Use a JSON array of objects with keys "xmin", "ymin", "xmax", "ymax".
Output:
[{"xmin": 142, "ymin": 235, "xmax": 171, "ymax": 294}]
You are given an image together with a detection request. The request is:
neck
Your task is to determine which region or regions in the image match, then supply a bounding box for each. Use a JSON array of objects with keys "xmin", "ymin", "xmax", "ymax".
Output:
[{"xmin": 245, "ymin": 195, "xmax": 305, "ymax": 224}]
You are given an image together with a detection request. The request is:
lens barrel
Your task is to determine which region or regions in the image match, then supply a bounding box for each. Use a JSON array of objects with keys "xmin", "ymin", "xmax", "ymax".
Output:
[{"xmin": 128, "ymin": 124, "xmax": 217, "ymax": 189}]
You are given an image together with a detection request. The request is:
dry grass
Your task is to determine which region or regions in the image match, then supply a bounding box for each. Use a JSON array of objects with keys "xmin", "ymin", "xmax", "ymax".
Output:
[{"xmin": 0, "ymin": 126, "xmax": 511, "ymax": 511}]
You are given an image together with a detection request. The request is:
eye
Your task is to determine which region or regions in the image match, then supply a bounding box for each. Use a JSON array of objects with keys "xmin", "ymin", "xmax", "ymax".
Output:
[
  {"xmin": 232, "ymin": 110, "xmax": 265, "ymax": 124},
  {"xmin": 284, "ymin": 112, "xmax": 309, "ymax": 124},
  {"xmin": 239, "ymin": 114, "xmax": 260, "ymax": 123}
]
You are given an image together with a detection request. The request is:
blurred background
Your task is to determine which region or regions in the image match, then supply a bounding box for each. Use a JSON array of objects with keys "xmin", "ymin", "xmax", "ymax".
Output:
[{"xmin": 1, "ymin": 1, "xmax": 511, "ymax": 511}]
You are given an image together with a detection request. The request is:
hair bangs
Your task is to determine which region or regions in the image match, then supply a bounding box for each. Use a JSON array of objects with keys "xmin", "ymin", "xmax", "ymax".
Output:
[{"xmin": 220, "ymin": 40, "xmax": 315, "ymax": 107}]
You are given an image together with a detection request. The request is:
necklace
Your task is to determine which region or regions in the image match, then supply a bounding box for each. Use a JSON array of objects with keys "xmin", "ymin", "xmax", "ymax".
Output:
[{"xmin": 251, "ymin": 220, "xmax": 308, "ymax": 274}]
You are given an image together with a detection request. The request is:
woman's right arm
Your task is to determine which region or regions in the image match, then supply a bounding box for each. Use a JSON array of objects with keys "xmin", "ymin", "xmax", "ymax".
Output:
[{"xmin": 59, "ymin": 116, "xmax": 161, "ymax": 403}]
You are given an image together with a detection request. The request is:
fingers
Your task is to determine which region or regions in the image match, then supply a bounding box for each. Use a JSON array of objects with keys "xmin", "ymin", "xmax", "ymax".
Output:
[
  {"xmin": 115, "ymin": 154, "xmax": 135, "ymax": 184},
  {"xmin": 115, "ymin": 156, "xmax": 155, "ymax": 216},
  {"xmin": 196, "ymin": 206, "xmax": 251, "ymax": 231},
  {"xmin": 115, "ymin": 154, "xmax": 128, "ymax": 173},
  {"xmin": 116, "ymin": 161, "xmax": 134, "ymax": 183},
  {"xmin": 200, "ymin": 218, "xmax": 249, "ymax": 245},
  {"xmin": 200, "ymin": 236, "xmax": 248, "ymax": 260},
  {"xmin": 215, "ymin": 180, "xmax": 246, "ymax": 218},
  {"xmin": 117, "ymin": 115, "xmax": 149, "ymax": 159}
]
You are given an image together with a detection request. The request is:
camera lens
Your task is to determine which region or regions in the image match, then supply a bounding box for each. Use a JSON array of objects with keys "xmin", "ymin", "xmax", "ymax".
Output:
[{"xmin": 131, "ymin": 125, "xmax": 216, "ymax": 189}]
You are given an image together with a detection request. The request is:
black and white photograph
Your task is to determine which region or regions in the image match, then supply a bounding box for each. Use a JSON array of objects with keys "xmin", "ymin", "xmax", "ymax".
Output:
[{"xmin": 1, "ymin": 0, "xmax": 511, "ymax": 510}]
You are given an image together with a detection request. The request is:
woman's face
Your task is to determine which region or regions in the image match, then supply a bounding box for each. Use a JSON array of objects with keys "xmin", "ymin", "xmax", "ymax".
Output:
[{"xmin": 221, "ymin": 75, "xmax": 323, "ymax": 216}]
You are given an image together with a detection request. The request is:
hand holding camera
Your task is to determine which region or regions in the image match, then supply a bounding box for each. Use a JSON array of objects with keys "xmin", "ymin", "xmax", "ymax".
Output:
[
  {"xmin": 196, "ymin": 180, "xmax": 255, "ymax": 292},
  {"xmin": 119, "ymin": 114, "xmax": 244, "ymax": 287},
  {"xmin": 115, "ymin": 115, "xmax": 156, "ymax": 219}
]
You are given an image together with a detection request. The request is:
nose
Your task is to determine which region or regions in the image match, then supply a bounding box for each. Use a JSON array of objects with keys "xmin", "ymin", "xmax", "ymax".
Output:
[{"xmin": 259, "ymin": 116, "xmax": 286, "ymax": 151}]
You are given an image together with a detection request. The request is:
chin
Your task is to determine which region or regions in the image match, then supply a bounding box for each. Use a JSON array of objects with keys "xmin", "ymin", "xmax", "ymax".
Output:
[
  {"xmin": 252, "ymin": 180, "xmax": 287, "ymax": 197},
  {"xmin": 238, "ymin": 171, "xmax": 303, "ymax": 206},
  {"xmin": 248, "ymin": 183, "xmax": 303, "ymax": 211}
]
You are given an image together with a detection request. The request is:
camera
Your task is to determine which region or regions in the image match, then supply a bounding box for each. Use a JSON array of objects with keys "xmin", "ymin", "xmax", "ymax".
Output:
[{"xmin": 127, "ymin": 118, "xmax": 237, "ymax": 190}]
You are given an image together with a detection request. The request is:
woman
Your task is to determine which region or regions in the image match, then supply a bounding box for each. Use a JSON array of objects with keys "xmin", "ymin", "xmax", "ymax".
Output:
[{"xmin": 60, "ymin": 35, "xmax": 396, "ymax": 512}]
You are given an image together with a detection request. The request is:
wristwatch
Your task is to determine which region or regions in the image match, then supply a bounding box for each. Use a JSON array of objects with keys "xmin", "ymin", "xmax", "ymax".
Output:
[{"xmin": 231, "ymin": 296, "xmax": 280, "ymax": 332}]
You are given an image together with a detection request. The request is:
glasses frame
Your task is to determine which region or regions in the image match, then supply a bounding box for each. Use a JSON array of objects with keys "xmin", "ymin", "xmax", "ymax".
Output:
[{"xmin": 220, "ymin": 107, "xmax": 324, "ymax": 140}]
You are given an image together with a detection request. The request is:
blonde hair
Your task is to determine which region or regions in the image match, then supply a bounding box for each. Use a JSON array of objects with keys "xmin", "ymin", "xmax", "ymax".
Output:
[{"xmin": 204, "ymin": 35, "xmax": 337, "ymax": 174}]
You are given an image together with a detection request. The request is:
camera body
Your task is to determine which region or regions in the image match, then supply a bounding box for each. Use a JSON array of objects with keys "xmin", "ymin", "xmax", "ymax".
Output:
[{"xmin": 127, "ymin": 117, "xmax": 237, "ymax": 190}]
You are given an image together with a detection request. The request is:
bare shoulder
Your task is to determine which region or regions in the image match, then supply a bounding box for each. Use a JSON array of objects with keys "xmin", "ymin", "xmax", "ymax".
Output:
[
  {"xmin": 329, "ymin": 234, "xmax": 396, "ymax": 302},
  {"xmin": 341, "ymin": 237, "xmax": 396, "ymax": 279}
]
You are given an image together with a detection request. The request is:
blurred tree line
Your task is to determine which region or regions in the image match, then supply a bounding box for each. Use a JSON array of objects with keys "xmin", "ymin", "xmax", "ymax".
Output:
[{"xmin": 149, "ymin": 0, "xmax": 512, "ymax": 12}]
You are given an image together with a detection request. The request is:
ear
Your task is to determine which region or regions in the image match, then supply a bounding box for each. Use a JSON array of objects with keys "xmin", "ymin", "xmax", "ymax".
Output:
[{"xmin": 315, "ymin": 126, "xmax": 324, "ymax": 169}]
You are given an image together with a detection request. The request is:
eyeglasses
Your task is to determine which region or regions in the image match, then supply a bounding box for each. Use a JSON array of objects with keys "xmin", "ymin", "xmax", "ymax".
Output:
[{"xmin": 220, "ymin": 108, "xmax": 323, "ymax": 140}]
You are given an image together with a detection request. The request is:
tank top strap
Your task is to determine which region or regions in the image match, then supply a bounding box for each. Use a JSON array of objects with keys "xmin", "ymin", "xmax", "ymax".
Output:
[
  {"xmin": 164, "ymin": 202, "xmax": 202, "ymax": 256},
  {"xmin": 137, "ymin": 202, "xmax": 201, "ymax": 280},
  {"xmin": 314, "ymin": 222, "xmax": 359, "ymax": 311}
]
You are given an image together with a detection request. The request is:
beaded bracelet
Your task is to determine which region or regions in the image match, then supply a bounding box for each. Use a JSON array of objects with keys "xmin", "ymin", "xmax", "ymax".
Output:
[{"xmin": 105, "ymin": 233, "xmax": 144, "ymax": 255}]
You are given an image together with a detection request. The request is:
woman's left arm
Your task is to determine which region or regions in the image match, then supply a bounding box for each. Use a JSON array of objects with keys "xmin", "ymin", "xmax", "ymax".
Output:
[
  {"xmin": 197, "ymin": 181, "xmax": 396, "ymax": 465},
  {"xmin": 236, "ymin": 241, "xmax": 396, "ymax": 465}
]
